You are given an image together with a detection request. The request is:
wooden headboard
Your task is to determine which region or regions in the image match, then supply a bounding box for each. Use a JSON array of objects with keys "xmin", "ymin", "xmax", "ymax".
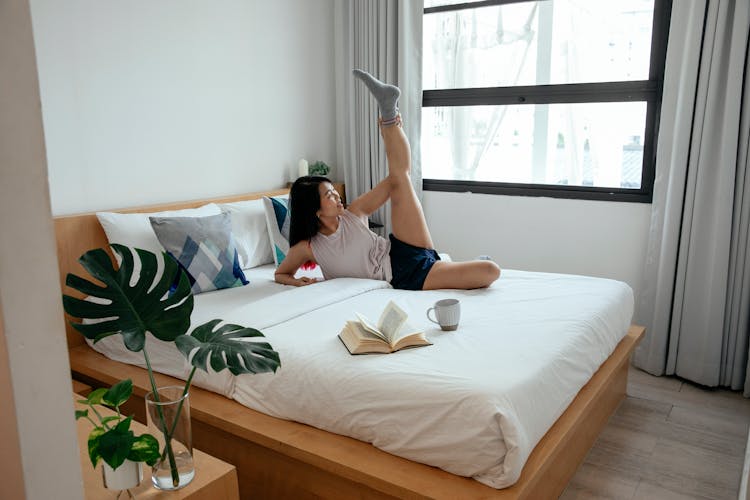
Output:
[{"xmin": 54, "ymin": 188, "xmax": 290, "ymax": 349}]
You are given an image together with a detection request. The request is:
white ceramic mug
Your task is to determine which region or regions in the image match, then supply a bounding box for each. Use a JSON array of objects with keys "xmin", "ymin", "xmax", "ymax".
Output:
[{"xmin": 426, "ymin": 298, "xmax": 461, "ymax": 331}]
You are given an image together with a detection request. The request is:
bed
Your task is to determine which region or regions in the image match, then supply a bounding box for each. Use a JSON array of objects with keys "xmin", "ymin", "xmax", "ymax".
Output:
[{"xmin": 55, "ymin": 187, "xmax": 644, "ymax": 499}]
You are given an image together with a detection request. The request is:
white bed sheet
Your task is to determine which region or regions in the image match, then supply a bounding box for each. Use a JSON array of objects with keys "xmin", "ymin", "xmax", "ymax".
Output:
[
  {"xmin": 87, "ymin": 267, "xmax": 634, "ymax": 489},
  {"xmin": 86, "ymin": 264, "xmax": 321, "ymax": 394}
]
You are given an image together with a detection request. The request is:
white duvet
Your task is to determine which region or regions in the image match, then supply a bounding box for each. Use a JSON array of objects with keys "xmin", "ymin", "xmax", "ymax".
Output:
[{"xmin": 89, "ymin": 267, "xmax": 634, "ymax": 489}]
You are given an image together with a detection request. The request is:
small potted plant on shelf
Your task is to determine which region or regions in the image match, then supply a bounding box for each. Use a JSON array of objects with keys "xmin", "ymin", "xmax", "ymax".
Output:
[
  {"xmin": 75, "ymin": 378, "xmax": 160, "ymax": 492},
  {"xmin": 309, "ymin": 160, "xmax": 331, "ymax": 176},
  {"xmin": 63, "ymin": 245, "xmax": 281, "ymax": 491}
]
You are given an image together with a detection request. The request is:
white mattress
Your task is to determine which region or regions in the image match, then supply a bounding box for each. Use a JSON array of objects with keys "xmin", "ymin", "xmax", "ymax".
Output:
[{"xmin": 88, "ymin": 267, "xmax": 634, "ymax": 489}]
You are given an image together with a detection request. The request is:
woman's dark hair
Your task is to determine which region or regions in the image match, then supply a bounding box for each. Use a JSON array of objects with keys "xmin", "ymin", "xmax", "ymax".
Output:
[{"xmin": 289, "ymin": 175, "xmax": 331, "ymax": 246}]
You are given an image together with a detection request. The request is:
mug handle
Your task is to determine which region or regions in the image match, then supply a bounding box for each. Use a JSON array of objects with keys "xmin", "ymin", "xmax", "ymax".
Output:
[{"xmin": 426, "ymin": 307, "xmax": 440, "ymax": 325}]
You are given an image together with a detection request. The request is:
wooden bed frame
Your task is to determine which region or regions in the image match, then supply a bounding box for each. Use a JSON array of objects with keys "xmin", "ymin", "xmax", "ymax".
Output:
[{"xmin": 55, "ymin": 187, "xmax": 645, "ymax": 499}]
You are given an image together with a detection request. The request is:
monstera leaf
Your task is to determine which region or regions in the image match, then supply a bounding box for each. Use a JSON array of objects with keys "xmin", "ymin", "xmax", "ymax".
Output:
[
  {"xmin": 65, "ymin": 245, "xmax": 280, "ymax": 484},
  {"xmin": 176, "ymin": 319, "xmax": 281, "ymax": 376},
  {"xmin": 62, "ymin": 245, "xmax": 194, "ymax": 352}
]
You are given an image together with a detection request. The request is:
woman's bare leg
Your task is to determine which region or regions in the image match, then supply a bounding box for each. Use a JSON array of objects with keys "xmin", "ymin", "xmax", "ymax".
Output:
[
  {"xmin": 381, "ymin": 122, "xmax": 501, "ymax": 289},
  {"xmin": 351, "ymin": 69, "xmax": 427, "ymax": 245},
  {"xmin": 354, "ymin": 70, "xmax": 500, "ymax": 289},
  {"xmin": 381, "ymin": 120, "xmax": 435, "ymax": 249},
  {"xmin": 423, "ymin": 260, "xmax": 501, "ymax": 290}
]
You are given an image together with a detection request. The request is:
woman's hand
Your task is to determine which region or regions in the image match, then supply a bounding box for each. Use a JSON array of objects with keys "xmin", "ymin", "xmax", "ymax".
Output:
[
  {"xmin": 296, "ymin": 277, "xmax": 319, "ymax": 286},
  {"xmin": 275, "ymin": 273, "xmax": 320, "ymax": 287}
]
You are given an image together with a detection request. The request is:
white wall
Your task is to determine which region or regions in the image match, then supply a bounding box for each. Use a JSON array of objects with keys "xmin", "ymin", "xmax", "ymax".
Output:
[
  {"xmin": 0, "ymin": 1, "xmax": 84, "ymax": 498},
  {"xmin": 423, "ymin": 191, "xmax": 651, "ymax": 297},
  {"xmin": 28, "ymin": 0, "xmax": 650, "ymax": 296},
  {"xmin": 30, "ymin": 0, "xmax": 337, "ymax": 215}
]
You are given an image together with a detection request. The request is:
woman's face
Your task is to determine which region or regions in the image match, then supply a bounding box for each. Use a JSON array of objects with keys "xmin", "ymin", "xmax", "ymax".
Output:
[{"xmin": 317, "ymin": 182, "xmax": 344, "ymax": 218}]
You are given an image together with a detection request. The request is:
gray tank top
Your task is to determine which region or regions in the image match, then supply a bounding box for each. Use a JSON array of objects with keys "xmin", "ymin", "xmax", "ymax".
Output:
[{"xmin": 310, "ymin": 210, "xmax": 392, "ymax": 281}]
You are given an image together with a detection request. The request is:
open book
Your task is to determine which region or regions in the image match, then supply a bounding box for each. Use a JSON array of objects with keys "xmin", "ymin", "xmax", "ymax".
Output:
[{"xmin": 338, "ymin": 300, "xmax": 432, "ymax": 355}]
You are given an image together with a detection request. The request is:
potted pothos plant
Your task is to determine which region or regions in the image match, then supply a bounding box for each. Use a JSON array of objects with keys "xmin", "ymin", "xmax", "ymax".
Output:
[
  {"xmin": 309, "ymin": 160, "xmax": 331, "ymax": 176},
  {"xmin": 75, "ymin": 378, "xmax": 159, "ymax": 490},
  {"xmin": 63, "ymin": 244, "xmax": 281, "ymax": 490}
]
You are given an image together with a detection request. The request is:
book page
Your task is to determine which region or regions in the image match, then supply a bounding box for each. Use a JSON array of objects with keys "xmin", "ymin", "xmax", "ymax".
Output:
[
  {"xmin": 391, "ymin": 320, "xmax": 423, "ymax": 342},
  {"xmin": 339, "ymin": 322, "xmax": 390, "ymax": 354},
  {"xmin": 354, "ymin": 312, "xmax": 388, "ymax": 342},
  {"xmin": 376, "ymin": 301, "xmax": 408, "ymax": 345},
  {"xmin": 348, "ymin": 321, "xmax": 386, "ymax": 342},
  {"xmin": 392, "ymin": 329, "xmax": 432, "ymax": 351}
]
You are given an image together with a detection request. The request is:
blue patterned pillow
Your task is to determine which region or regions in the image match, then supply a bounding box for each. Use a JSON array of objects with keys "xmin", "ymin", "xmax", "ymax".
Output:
[
  {"xmin": 262, "ymin": 196, "xmax": 290, "ymax": 266},
  {"xmin": 149, "ymin": 213, "xmax": 248, "ymax": 294}
]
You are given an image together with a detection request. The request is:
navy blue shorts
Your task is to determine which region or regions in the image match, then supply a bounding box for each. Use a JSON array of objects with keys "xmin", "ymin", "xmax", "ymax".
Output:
[{"xmin": 389, "ymin": 234, "xmax": 441, "ymax": 291}]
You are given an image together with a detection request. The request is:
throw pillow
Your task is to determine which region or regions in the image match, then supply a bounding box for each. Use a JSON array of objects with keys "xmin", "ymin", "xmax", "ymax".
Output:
[
  {"xmin": 262, "ymin": 196, "xmax": 291, "ymax": 266},
  {"xmin": 149, "ymin": 213, "xmax": 248, "ymax": 294}
]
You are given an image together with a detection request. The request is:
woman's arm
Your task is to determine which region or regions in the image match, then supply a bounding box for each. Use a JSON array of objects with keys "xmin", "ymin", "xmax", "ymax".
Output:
[
  {"xmin": 347, "ymin": 177, "xmax": 392, "ymax": 218},
  {"xmin": 274, "ymin": 240, "xmax": 319, "ymax": 286}
]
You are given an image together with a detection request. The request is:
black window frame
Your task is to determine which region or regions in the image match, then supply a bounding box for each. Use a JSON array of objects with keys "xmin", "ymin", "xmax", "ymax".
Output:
[{"xmin": 421, "ymin": 0, "xmax": 672, "ymax": 203}]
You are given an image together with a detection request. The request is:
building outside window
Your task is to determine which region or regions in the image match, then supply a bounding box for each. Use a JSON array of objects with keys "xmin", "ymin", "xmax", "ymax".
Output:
[{"xmin": 421, "ymin": 0, "xmax": 672, "ymax": 202}]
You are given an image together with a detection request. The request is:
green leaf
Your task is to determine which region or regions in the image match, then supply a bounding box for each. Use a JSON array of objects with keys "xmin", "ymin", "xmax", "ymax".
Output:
[
  {"xmin": 97, "ymin": 416, "xmax": 135, "ymax": 470},
  {"xmin": 87, "ymin": 426, "xmax": 106, "ymax": 468},
  {"xmin": 176, "ymin": 319, "xmax": 281, "ymax": 376},
  {"xmin": 86, "ymin": 388, "xmax": 107, "ymax": 406},
  {"xmin": 62, "ymin": 245, "xmax": 194, "ymax": 352},
  {"xmin": 100, "ymin": 416, "xmax": 120, "ymax": 426},
  {"xmin": 128, "ymin": 434, "xmax": 160, "ymax": 466},
  {"xmin": 75, "ymin": 409, "xmax": 89, "ymax": 420},
  {"xmin": 103, "ymin": 379, "xmax": 133, "ymax": 408}
]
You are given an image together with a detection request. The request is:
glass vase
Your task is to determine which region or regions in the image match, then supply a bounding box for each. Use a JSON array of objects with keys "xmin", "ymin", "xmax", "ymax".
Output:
[{"xmin": 145, "ymin": 386, "xmax": 195, "ymax": 490}]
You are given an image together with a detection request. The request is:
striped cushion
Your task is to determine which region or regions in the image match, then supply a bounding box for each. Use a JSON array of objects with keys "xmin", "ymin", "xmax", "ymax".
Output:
[
  {"xmin": 262, "ymin": 196, "xmax": 290, "ymax": 266},
  {"xmin": 149, "ymin": 213, "xmax": 248, "ymax": 294}
]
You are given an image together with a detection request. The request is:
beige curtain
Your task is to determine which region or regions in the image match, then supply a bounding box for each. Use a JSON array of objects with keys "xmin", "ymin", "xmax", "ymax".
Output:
[
  {"xmin": 634, "ymin": 0, "xmax": 750, "ymax": 394},
  {"xmin": 333, "ymin": 0, "xmax": 423, "ymax": 235}
]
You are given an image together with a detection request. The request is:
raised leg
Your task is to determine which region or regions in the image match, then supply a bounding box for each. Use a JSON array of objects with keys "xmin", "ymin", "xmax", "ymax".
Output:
[{"xmin": 380, "ymin": 121, "xmax": 434, "ymax": 249}]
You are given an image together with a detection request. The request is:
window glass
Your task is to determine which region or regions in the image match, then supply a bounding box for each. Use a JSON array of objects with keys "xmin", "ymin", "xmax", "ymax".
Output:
[
  {"xmin": 423, "ymin": 0, "xmax": 655, "ymax": 89},
  {"xmin": 421, "ymin": 102, "xmax": 647, "ymax": 189}
]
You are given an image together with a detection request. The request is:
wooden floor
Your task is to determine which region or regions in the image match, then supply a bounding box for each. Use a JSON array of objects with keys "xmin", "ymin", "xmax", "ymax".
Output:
[{"xmin": 561, "ymin": 366, "xmax": 750, "ymax": 499}]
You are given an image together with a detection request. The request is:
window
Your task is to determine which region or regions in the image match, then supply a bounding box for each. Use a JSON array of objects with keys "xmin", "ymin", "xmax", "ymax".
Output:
[{"xmin": 421, "ymin": 0, "xmax": 672, "ymax": 202}]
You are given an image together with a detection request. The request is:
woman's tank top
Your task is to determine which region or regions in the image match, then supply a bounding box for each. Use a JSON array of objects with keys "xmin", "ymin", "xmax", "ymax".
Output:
[{"xmin": 310, "ymin": 210, "xmax": 392, "ymax": 281}]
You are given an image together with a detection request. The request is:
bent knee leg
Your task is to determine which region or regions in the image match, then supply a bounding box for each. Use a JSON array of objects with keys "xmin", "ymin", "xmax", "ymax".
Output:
[
  {"xmin": 471, "ymin": 260, "xmax": 500, "ymax": 288},
  {"xmin": 476, "ymin": 261, "xmax": 501, "ymax": 287},
  {"xmin": 424, "ymin": 261, "xmax": 499, "ymax": 290}
]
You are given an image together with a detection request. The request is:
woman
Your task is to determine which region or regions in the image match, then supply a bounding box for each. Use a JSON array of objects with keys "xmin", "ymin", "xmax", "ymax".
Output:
[{"xmin": 274, "ymin": 70, "xmax": 500, "ymax": 290}]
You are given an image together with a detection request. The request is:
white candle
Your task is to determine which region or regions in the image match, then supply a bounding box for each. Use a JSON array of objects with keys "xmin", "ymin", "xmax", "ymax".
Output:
[{"xmin": 298, "ymin": 159, "xmax": 308, "ymax": 177}]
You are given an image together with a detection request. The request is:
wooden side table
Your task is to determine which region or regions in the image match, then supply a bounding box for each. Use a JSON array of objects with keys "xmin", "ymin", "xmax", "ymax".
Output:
[{"xmin": 74, "ymin": 393, "xmax": 239, "ymax": 499}]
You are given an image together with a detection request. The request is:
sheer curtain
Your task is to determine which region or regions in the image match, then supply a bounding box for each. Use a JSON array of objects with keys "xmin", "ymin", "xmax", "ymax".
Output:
[
  {"xmin": 634, "ymin": 0, "xmax": 750, "ymax": 394},
  {"xmin": 333, "ymin": 0, "xmax": 423, "ymax": 235}
]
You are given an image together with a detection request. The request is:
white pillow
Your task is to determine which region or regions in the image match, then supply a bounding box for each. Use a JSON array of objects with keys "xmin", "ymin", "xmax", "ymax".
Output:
[
  {"xmin": 218, "ymin": 199, "xmax": 274, "ymax": 269},
  {"xmin": 96, "ymin": 203, "xmax": 222, "ymax": 254}
]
